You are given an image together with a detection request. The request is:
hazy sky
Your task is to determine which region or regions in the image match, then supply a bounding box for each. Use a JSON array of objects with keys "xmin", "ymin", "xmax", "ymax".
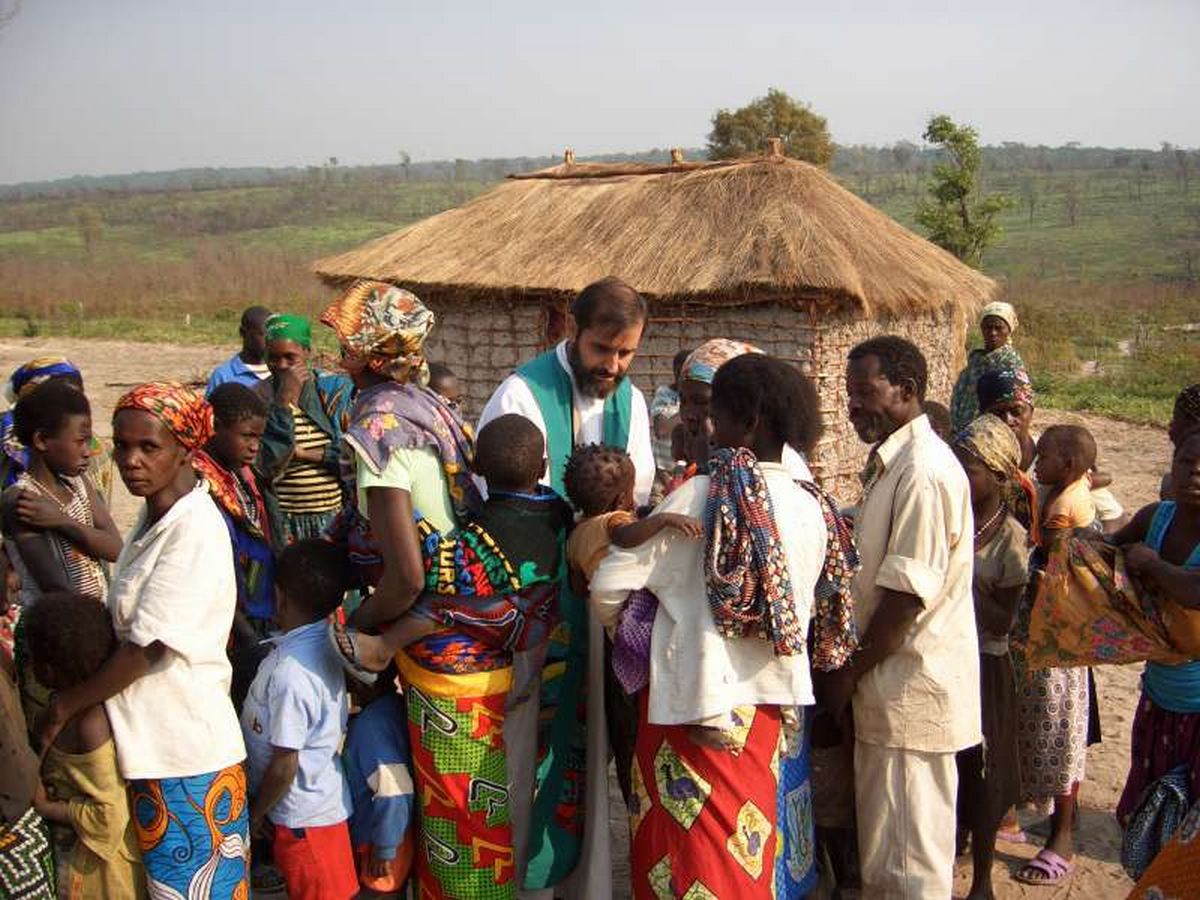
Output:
[{"xmin": 1, "ymin": 0, "xmax": 1197, "ymax": 185}]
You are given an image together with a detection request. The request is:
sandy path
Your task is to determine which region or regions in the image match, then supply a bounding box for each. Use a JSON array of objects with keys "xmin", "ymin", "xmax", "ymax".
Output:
[{"xmin": 0, "ymin": 338, "xmax": 1170, "ymax": 900}]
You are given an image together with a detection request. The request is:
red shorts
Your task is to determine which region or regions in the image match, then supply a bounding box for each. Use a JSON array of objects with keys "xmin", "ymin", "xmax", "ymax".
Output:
[{"xmin": 273, "ymin": 820, "xmax": 359, "ymax": 900}]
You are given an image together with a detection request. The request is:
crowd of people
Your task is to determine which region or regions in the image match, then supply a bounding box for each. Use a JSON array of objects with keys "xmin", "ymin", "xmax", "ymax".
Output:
[{"xmin": 0, "ymin": 278, "xmax": 1195, "ymax": 900}]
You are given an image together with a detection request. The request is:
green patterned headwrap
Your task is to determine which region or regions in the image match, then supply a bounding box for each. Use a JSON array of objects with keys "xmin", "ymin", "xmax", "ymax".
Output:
[{"xmin": 265, "ymin": 313, "xmax": 312, "ymax": 349}]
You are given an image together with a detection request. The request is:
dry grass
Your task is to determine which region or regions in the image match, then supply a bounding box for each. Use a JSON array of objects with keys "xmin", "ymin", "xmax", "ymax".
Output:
[{"xmin": 314, "ymin": 154, "xmax": 997, "ymax": 317}]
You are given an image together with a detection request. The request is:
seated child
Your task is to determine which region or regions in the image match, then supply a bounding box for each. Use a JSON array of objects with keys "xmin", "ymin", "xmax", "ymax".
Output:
[
  {"xmin": 0, "ymin": 663, "xmax": 54, "ymax": 900},
  {"xmin": 1, "ymin": 380, "xmax": 121, "ymax": 725},
  {"xmin": 25, "ymin": 593, "xmax": 146, "ymax": 899},
  {"xmin": 242, "ymin": 539, "xmax": 357, "ymax": 900},
  {"xmin": 335, "ymin": 413, "xmax": 574, "ymax": 674},
  {"xmin": 344, "ymin": 679, "xmax": 415, "ymax": 897},
  {"xmin": 194, "ymin": 383, "xmax": 275, "ymax": 710}
]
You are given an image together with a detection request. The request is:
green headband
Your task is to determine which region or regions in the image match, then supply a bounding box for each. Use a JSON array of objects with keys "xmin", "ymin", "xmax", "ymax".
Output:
[{"xmin": 265, "ymin": 313, "xmax": 312, "ymax": 349}]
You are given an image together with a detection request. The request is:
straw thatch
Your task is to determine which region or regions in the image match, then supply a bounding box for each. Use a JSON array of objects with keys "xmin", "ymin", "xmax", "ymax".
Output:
[{"xmin": 314, "ymin": 153, "xmax": 997, "ymax": 317}]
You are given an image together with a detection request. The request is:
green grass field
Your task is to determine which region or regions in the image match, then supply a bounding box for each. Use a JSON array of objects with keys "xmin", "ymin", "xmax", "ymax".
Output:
[{"xmin": 0, "ymin": 165, "xmax": 1196, "ymax": 424}]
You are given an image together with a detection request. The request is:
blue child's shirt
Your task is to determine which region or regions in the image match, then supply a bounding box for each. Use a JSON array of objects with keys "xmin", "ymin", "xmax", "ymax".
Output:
[
  {"xmin": 241, "ymin": 619, "xmax": 351, "ymax": 828},
  {"xmin": 345, "ymin": 692, "xmax": 414, "ymax": 858}
]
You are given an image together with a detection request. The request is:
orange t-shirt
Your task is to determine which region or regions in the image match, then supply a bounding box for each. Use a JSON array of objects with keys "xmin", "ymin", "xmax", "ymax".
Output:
[
  {"xmin": 1041, "ymin": 476, "xmax": 1097, "ymax": 534},
  {"xmin": 566, "ymin": 510, "xmax": 638, "ymax": 586}
]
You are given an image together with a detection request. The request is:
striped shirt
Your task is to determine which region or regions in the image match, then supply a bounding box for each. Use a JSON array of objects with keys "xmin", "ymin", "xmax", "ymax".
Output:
[{"xmin": 275, "ymin": 407, "xmax": 343, "ymax": 514}]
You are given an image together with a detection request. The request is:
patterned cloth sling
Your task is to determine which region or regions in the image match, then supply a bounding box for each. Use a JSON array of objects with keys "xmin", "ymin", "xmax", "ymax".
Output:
[
  {"xmin": 794, "ymin": 479, "xmax": 860, "ymax": 671},
  {"xmin": 704, "ymin": 447, "xmax": 803, "ymax": 656}
]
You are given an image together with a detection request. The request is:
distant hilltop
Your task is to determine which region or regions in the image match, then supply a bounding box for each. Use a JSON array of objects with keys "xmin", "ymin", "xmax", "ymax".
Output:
[{"xmin": 1, "ymin": 143, "xmax": 1191, "ymax": 201}]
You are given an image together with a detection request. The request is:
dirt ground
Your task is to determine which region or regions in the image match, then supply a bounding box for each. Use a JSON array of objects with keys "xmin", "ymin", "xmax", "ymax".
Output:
[{"xmin": 0, "ymin": 337, "xmax": 1173, "ymax": 900}]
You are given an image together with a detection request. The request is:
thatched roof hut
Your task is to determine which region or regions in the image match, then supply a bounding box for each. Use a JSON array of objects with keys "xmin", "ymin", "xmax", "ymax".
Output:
[{"xmin": 314, "ymin": 146, "xmax": 998, "ymax": 499}]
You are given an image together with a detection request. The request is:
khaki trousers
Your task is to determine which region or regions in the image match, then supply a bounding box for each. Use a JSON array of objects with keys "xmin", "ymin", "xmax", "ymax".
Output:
[{"xmin": 854, "ymin": 741, "xmax": 957, "ymax": 899}]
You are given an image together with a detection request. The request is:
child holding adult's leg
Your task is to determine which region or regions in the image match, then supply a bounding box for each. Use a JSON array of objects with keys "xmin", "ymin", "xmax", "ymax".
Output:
[
  {"xmin": 1014, "ymin": 424, "xmax": 1098, "ymax": 886},
  {"xmin": 25, "ymin": 593, "xmax": 146, "ymax": 899},
  {"xmin": 242, "ymin": 539, "xmax": 357, "ymax": 900},
  {"xmin": 345, "ymin": 678, "xmax": 415, "ymax": 898},
  {"xmin": 952, "ymin": 417, "xmax": 1029, "ymax": 900},
  {"xmin": 0, "ymin": 380, "xmax": 121, "ymax": 726}
]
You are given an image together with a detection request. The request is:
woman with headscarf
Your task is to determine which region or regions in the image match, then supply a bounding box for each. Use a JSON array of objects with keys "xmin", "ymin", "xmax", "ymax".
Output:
[
  {"xmin": 591, "ymin": 353, "xmax": 857, "ymax": 899},
  {"xmin": 321, "ymin": 281, "xmax": 502, "ymax": 897},
  {"xmin": 38, "ymin": 382, "xmax": 249, "ymax": 900},
  {"xmin": 950, "ymin": 415, "xmax": 1028, "ymax": 900},
  {"xmin": 255, "ymin": 313, "xmax": 353, "ymax": 545},
  {"xmin": 950, "ymin": 301, "xmax": 1028, "ymax": 433}
]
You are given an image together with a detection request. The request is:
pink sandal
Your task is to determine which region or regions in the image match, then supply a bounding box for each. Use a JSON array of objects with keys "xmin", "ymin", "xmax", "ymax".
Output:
[{"xmin": 1014, "ymin": 849, "xmax": 1074, "ymax": 886}]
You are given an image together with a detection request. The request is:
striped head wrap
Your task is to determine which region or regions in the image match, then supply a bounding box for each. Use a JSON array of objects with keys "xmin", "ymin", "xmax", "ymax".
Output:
[
  {"xmin": 321, "ymin": 280, "xmax": 435, "ymax": 385},
  {"xmin": 681, "ymin": 339, "xmax": 762, "ymax": 386},
  {"xmin": 5, "ymin": 357, "xmax": 82, "ymax": 404},
  {"xmin": 114, "ymin": 382, "xmax": 213, "ymax": 451},
  {"xmin": 976, "ymin": 365, "xmax": 1035, "ymax": 413},
  {"xmin": 954, "ymin": 414, "xmax": 1022, "ymax": 479},
  {"xmin": 265, "ymin": 313, "xmax": 312, "ymax": 349}
]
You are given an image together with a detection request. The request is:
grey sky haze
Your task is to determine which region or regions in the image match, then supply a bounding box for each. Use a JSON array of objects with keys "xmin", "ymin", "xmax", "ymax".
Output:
[{"xmin": 1, "ymin": 0, "xmax": 1197, "ymax": 185}]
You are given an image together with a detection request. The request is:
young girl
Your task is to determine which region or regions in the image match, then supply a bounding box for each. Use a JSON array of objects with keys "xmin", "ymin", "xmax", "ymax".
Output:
[
  {"xmin": 952, "ymin": 416, "xmax": 1028, "ymax": 900},
  {"xmin": 1014, "ymin": 423, "xmax": 1098, "ymax": 886},
  {"xmin": 26, "ymin": 593, "xmax": 146, "ymax": 899},
  {"xmin": 1, "ymin": 380, "xmax": 121, "ymax": 725}
]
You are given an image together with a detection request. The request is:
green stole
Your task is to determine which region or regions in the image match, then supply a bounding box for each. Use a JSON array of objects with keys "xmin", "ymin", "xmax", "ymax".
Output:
[{"xmin": 515, "ymin": 347, "xmax": 631, "ymax": 888}]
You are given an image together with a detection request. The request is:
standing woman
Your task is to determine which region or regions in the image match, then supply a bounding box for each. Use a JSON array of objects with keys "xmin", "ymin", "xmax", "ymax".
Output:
[
  {"xmin": 39, "ymin": 383, "xmax": 249, "ymax": 899},
  {"xmin": 950, "ymin": 301, "xmax": 1027, "ymax": 433},
  {"xmin": 256, "ymin": 314, "xmax": 353, "ymax": 545}
]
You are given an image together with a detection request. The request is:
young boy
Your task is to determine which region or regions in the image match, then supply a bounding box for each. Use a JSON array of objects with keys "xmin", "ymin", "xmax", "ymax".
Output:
[
  {"xmin": 1035, "ymin": 424, "xmax": 1099, "ymax": 546},
  {"xmin": 26, "ymin": 593, "xmax": 146, "ymax": 899},
  {"xmin": 242, "ymin": 539, "xmax": 356, "ymax": 900},
  {"xmin": 344, "ymin": 680, "xmax": 415, "ymax": 897}
]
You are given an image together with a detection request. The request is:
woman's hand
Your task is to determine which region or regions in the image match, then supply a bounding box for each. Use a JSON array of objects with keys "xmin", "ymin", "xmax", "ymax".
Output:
[
  {"xmin": 1122, "ymin": 542, "xmax": 1159, "ymax": 575},
  {"xmin": 16, "ymin": 491, "xmax": 68, "ymax": 531},
  {"xmin": 273, "ymin": 366, "xmax": 308, "ymax": 407}
]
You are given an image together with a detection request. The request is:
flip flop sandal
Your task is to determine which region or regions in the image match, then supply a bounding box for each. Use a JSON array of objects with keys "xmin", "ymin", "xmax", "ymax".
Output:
[
  {"xmin": 327, "ymin": 619, "xmax": 379, "ymax": 685},
  {"xmin": 996, "ymin": 825, "xmax": 1029, "ymax": 844},
  {"xmin": 1014, "ymin": 848, "xmax": 1074, "ymax": 886}
]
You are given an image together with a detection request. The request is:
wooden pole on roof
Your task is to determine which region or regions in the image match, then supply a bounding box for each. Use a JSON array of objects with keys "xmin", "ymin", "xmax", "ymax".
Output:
[
  {"xmin": 670, "ymin": 147, "xmax": 684, "ymax": 164},
  {"xmin": 564, "ymin": 148, "xmax": 576, "ymax": 166},
  {"xmin": 766, "ymin": 137, "xmax": 784, "ymax": 158}
]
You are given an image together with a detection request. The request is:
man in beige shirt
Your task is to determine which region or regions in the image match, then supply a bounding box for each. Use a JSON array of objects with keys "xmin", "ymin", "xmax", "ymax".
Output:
[{"xmin": 824, "ymin": 336, "xmax": 980, "ymax": 899}]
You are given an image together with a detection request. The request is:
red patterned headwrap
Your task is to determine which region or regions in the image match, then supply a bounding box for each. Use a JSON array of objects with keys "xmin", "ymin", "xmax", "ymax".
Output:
[{"xmin": 113, "ymin": 382, "xmax": 213, "ymax": 451}]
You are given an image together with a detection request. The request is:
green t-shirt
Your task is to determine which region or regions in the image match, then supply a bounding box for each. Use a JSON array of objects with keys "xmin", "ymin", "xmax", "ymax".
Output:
[{"xmin": 356, "ymin": 446, "xmax": 456, "ymax": 534}]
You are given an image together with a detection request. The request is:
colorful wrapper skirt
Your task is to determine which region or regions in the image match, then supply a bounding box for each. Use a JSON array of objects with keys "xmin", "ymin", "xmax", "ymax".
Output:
[
  {"xmin": 129, "ymin": 763, "xmax": 250, "ymax": 900},
  {"xmin": 0, "ymin": 807, "xmax": 54, "ymax": 900},
  {"xmin": 627, "ymin": 698, "xmax": 816, "ymax": 899},
  {"xmin": 398, "ymin": 652, "xmax": 515, "ymax": 900}
]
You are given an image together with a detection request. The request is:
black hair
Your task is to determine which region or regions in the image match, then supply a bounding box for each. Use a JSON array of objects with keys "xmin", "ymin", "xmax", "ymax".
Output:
[
  {"xmin": 672, "ymin": 349, "xmax": 692, "ymax": 381},
  {"xmin": 710, "ymin": 354, "xmax": 824, "ymax": 455},
  {"xmin": 848, "ymin": 335, "xmax": 929, "ymax": 402},
  {"xmin": 24, "ymin": 593, "xmax": 115, "ymax": 689},
  {"xmin": 240, "ymin": 306, "xmax": 272, "ymax": 328},
  {"xmin": 275, "ymin": 539, "xmax": 349, "ymax": 621},
  {"xmin": 13, "ymin": 380, "xmax": 91, "ymax": 446},
  {"xmin": 427, "ymin": 362, "xmax": 455, "ymax": 390},
  {"xmin": 570, "ymin": 276, "xmax": 647, "ymax": 334},
  {"xmin": 922, "ymin": 400, "xmax": 952, "ymax": 441},
  {"xmin": 474, "ymin": 414, "xmax": 544, "ymax": 492},
  {"xmin": 209, "ymin": 382, "xmax": 267, "ymax": 427},
  {"xmin": 1040, "ymin": 424, "xmax": 1097, "ymax": 473},
  {"xmin": 563, "ymin": 444, "xmax": 635, "ymax": 517}
]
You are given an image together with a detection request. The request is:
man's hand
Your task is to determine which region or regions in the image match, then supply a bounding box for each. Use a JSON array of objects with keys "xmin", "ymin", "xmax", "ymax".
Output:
[
  {"xmin": 816, "ymin": 667, "xmax": 858, "ymax": 720},
  {"xmin": 16, "ymin": 491, "xmax": 68, "ymax": 531}
]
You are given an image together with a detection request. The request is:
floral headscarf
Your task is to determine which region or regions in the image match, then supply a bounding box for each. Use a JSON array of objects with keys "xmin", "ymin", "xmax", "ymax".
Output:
[
  {"xmin": 976, "ymin": 365, "xmax": 1035, "ymax": 413},
  {"xmin": 321, "ymin": 280, "xmax": 435, "ymax": 384},
  {"xmin": 4, "ymin": 357, "xmax": 82, "ymax": 404},
  {"xmin": 114, "ymin": 382, "xmax": 213, "ymax": 451},
  {"xmin": 681, "ymin": 339, "xmax": 762, "ymax": 385}
]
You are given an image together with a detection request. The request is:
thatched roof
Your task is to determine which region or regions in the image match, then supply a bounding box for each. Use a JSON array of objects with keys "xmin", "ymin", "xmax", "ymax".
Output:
[{"xmin": 313, "ymin": 152, "xmax": 998, "ymax": 316}]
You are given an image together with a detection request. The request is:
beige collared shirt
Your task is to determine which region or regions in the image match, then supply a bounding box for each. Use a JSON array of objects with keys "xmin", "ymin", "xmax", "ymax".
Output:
[{"xmin": 851, "ymin": 414, "xmax": 981, "ymax": 753}]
